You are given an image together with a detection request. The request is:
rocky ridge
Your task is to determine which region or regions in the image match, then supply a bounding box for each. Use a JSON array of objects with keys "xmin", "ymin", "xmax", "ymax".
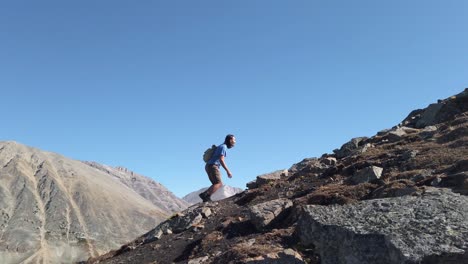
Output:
[{"xmin": 87, "ymin": 89, "xmax": 468, "ymax": 264}]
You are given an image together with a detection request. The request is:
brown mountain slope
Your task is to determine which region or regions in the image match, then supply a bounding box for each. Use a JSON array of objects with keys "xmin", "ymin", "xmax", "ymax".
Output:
[
  {"xmin": 87, "ymin": 89, "xmax": 468, "ymax": 264},
  {"xmin": 83, "ymin": 162, "xmax": 188, "ymax": 213},
  {"xmin": 0, "ymin": 143, "xmax": 184, "ymax": 263}
]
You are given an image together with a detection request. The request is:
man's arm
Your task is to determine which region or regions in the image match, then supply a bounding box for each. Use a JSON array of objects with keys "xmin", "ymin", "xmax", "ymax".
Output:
[{"xmin": 219, "ymin": 155, "xmax": 232, "ymax": 178}]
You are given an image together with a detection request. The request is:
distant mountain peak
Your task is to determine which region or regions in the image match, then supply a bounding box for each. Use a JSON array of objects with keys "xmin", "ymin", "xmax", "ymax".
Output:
[{"xmin": 182, "ymin": 185, "xmax": 244, "ymax": 205}]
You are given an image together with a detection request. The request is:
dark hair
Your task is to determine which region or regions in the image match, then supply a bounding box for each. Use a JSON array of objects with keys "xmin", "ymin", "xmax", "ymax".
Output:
[{"xmin": 224, "ymin": 134, "xmax": 235, "ymax": 148}]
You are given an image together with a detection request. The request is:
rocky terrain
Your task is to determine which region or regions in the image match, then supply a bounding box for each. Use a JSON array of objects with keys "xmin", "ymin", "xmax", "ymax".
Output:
[
  {"xmin": 182, "ymin": 186, "xmax": 244, "ymax": 205},
  {"xmin": 0, "ymin": 144, "xmax": 187, "ymax": 264},
  {"xmin": 86, "ymin": 88, "xmax": 468, "ymax": 264}
]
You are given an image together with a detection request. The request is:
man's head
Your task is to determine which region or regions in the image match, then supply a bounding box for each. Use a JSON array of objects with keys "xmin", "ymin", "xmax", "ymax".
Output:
[{"xmin": 224, "ymin": 134, "xmax": 236, "ymax": 148}]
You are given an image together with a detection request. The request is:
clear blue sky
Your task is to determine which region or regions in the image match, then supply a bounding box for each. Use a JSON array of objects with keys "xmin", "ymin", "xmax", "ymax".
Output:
[{"xmin": 1, "ymin": 1, "xmax": 466, "ymax": 197}]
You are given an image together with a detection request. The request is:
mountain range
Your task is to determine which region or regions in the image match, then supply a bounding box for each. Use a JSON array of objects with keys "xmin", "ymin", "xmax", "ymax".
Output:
[{"xmin": 0, "ymin": 143, "xmax": 188, "ymax": 263}]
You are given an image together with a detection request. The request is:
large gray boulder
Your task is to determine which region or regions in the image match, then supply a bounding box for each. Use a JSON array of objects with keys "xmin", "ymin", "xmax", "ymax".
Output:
[
  {"xmin": 298, "ymin": 188, "xmax": 468, "ymax": 264},
  {"xmin": 351, "ymin": 166, "xmax": 383, "ymax": 184},
  {"xmin": 249, "ymin": 199, "xmax": 293, "ymax": 231}
]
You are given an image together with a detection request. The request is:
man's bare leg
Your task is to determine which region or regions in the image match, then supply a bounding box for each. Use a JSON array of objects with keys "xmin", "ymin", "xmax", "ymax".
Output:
[{"xmin": 206, "ymin": 182, "xmax": 222, "ymax": 196}]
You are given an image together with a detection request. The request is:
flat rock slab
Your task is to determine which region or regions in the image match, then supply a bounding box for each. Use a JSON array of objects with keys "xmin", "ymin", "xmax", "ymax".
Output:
[{"xmin": 298, "ymin": 188, "xmax": 468, "ymax": 264}]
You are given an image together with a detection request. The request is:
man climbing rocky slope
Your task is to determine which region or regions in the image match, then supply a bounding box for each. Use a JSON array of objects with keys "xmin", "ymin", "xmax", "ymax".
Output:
[{"xmin": 87, "ymin": 89, "xmax": 468, "ymax": 264}]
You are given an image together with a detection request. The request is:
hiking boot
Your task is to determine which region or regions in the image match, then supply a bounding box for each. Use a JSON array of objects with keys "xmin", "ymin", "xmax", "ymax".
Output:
[{"xmin": 198, "ymin": 192, "xmax": 211, "ymax": 202}]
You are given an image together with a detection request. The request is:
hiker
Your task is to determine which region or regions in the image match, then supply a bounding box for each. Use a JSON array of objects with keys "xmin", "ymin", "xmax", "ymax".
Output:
[{"xmin": 199, "ymin": 134, "xmax": 236, "ymax": 202}]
